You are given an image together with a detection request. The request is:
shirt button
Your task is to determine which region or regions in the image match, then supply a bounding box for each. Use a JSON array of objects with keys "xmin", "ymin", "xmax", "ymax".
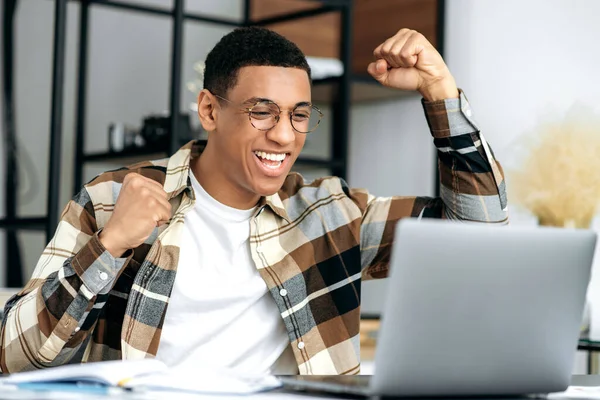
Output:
[
  {"xmin": 465, "ymin": 108, "xmax": 472, "ymax": 117},
  {"xmin": 256, "ymin": 246, "xmax": 263, "ymax": 253},
  {"xmin": 279, "ymin": 289, "xmax": 288, "ymax": 297},
  {"xmin": 99, "ymin": 272, "xmax": 108, "ymax": 281},
  {"xmin": 297, "ymin": 341, "xmax": 305, "ymax": 350},
  {"xmin": 74, "ymin": 327, "xmax": 80, "ymax": 333}
]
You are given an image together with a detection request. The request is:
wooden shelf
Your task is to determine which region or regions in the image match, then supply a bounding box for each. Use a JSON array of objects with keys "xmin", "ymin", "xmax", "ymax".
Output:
[{"xmin": 312, "ymin": 74, "xmax": 420, "ymax": 103}]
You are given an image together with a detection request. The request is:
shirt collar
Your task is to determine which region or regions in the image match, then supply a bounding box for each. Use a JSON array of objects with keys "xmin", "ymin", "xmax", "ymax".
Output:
[
  {"xmin": 165, "ymin": 140, "xmax": 291, "ymax": 223},
  {"xmin": 258, "ymin": 192, "xmax": 291, "ymax": 223},
  {"xmin": 163, "ymin": 140, "xmax": 197, "ymax": 201}
]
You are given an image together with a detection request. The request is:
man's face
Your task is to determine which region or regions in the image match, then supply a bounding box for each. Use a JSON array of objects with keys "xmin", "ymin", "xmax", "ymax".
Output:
[{"xmin": 210, "ymin": 66, "xmax": 310, "ymax": 198}]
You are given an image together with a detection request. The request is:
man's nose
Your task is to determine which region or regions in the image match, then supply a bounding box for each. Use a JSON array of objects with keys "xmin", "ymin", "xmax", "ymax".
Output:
[{"xmin": 265, "ymin": 114, "xmax": 295, "ymax": 146}]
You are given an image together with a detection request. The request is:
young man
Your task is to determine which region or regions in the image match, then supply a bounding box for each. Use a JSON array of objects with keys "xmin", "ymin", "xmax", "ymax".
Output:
[{"xmin": 1, "ymin": 27, "xmax": 507, "ymax": 375}]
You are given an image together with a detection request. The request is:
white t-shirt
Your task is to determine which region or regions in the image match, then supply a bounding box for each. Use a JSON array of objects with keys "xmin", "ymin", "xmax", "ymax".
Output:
[{"xmin": 155, "ymin": 171, "xmax": 297, "ymax": 375}]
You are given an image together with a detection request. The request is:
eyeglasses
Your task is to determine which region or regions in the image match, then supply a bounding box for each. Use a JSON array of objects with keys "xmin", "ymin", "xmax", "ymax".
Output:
[{"xmin": 214, "ymin": 94, "xmax": 324, "ymax": 134}]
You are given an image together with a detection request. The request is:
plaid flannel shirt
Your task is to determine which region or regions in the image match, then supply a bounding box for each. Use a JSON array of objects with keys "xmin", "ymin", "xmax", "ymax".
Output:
[{"xmin": 1, "ymin": 91, "xmax": 508, "ymax": 374}]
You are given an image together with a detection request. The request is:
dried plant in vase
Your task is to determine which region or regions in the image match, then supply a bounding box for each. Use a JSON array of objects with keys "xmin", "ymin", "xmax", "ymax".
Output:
[{"xmin": 507, "ymin": 106, "xmax": 600, "ymax": 229}]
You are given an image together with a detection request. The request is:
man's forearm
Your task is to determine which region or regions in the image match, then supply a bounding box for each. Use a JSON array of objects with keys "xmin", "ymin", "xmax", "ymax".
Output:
[
  {"xmin": 1, "ymin": 279, "xmax": 97, "ymax": 372},
  {"xmin": 1, "ymin": 230, "xmax": 130, "ymax": 372},
  {"xmin": 422, "ymin": 91, "xmax": 508, "ymax": 223},
  {"xmin": 419, "ymin": 75, "xmax": 459, "ymax": 102}
]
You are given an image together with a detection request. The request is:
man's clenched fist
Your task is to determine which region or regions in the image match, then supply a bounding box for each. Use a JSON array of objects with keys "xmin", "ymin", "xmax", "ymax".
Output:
[
  {"xmin": 367, "ymin": 28, "xmax": 459, "ymax": 101},
  {"xmin": 99, "ymin": 173, "xmax": 172, "ymax": 257}
]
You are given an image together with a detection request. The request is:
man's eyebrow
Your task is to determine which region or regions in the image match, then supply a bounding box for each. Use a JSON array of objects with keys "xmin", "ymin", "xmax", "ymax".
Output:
[
  {"xmin": 295, "ymin": 101, "xmax": 312, "ymax": 107},
  {"xmin": 242, "ymin": 97, "xmax": 312, "ymax": 107},
  {"xmin": 243, "ymin": 97, "xmax": 272, "ymax": 105}
]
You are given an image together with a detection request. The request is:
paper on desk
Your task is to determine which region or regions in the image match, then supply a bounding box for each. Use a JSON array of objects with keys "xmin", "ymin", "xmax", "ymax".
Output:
[
  {"xmin": 124, "ymin": 365, "xmax": 281, "ymax": 395},
  {"xmin": 0, "ymin": 358, "xmax": 166, "ymax": 387},
  {"xmin": 549, "ymin": 386, "xmax": 600, "ymax": 399}
]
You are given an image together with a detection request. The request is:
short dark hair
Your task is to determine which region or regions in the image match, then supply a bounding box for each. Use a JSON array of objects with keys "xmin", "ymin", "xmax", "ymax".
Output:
[{"xmin": 203, "ymin": 27, "xmax": 311, "ymax": 97}]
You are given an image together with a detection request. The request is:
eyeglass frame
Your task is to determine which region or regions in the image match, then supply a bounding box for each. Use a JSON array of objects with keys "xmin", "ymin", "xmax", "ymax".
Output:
[{"xmin": 213, "ymin": 94, "xmax": 324, "ymax": 134}]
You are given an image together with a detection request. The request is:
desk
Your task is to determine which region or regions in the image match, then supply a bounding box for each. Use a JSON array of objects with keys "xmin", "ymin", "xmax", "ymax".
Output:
[
  {"xmin": 2, "ymin": 377, "xmax": 600, "ymax": 400},
  {"xmin": 0, "ymin": 387, "xmax": 344, "ymax": 400}
]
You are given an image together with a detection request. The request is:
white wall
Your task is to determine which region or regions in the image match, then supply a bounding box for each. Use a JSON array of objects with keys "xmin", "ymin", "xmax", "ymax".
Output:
[{"xmin": 445, "ymin": 0, "xmax": 600, "ymax": 163}]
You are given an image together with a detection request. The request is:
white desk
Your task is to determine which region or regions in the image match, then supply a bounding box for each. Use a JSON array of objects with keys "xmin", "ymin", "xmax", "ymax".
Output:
[{"xmin": 0, "ymin": 387, "xmax": 351, "ymax": 400}]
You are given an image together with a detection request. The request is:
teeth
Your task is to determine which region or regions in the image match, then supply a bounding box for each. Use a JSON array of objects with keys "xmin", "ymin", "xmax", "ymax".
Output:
[
  {"xmin": 264, "ymin": 161, "xmax": 282, "ymax": 169},
  {"xmin": 254, "ymin": 151, "xmax": 286, "ymax": 161}
]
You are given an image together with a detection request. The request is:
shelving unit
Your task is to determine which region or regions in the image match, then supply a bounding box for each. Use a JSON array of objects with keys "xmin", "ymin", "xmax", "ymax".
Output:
[{"xmin": 2, "ymin": 0, "xmax": 445, "ymax": 287}]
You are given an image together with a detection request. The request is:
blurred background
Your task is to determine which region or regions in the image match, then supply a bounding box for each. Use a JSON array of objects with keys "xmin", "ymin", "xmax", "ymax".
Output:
[{"xmin": 2, "ymin": 0, "xmax": 600, "ymax": 373}]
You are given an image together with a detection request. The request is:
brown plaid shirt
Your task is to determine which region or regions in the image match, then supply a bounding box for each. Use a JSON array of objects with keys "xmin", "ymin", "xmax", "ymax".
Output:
[{"xmin": 1, "ymin": 91, "xmax": 508, "ymax": 374}]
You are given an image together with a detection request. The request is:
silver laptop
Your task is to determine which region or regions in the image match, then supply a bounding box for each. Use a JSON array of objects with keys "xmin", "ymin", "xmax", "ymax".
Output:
[{"xmin": 280, "ymin": 218, "xmax": 597, "ymax": 397}]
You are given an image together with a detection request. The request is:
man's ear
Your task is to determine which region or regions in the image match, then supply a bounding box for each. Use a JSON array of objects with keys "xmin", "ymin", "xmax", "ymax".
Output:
[{"xmin": 197, "ymin": 89, "xmax": 218, "ymax": 132}]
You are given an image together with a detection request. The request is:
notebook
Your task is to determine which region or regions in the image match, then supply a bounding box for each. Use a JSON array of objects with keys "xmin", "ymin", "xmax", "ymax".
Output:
[{"xmin": 0, "ymin": 359, "xmax": 281, "ymax": 395}]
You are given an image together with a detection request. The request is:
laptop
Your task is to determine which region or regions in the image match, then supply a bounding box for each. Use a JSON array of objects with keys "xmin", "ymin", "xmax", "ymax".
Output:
[{"xmin": 280, "ymin": 218, "xmax": 597, "ymax": 397}]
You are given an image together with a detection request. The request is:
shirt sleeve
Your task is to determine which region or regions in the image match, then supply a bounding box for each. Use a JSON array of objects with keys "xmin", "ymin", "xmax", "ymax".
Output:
[
  {"xmin": 1, "ymin": 188, "xmax": 132, "ymax": 373},
  {"xmin": 348, "ymin": 90, "xmax": 509, "ymax": 280},
  {"xmin": 72, "ymin": 231, "xmax": 129, "ymax": 295}
]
